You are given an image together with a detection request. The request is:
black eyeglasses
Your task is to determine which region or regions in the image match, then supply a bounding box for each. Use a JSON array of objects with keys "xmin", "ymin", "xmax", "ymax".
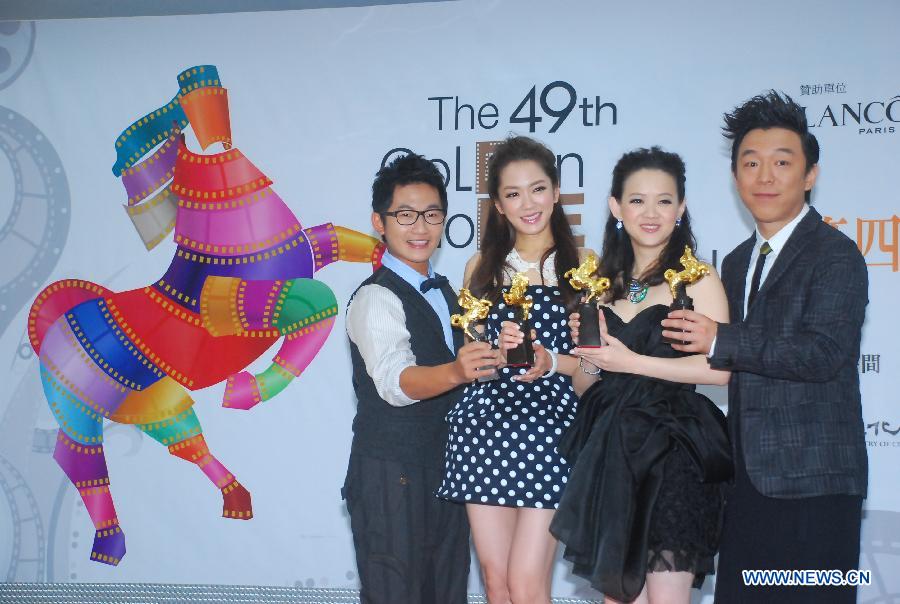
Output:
[{"xmin": 382, "ymin": 209, "xmax": 446, "ymax": 225}]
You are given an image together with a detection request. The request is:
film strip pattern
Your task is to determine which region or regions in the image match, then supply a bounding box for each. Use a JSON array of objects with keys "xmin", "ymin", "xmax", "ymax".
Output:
[
  {"xmin": 170, "ymin": 148, "xmax": 272, "ymax": 201},
  {"xmin": 28, "ymin": 279, "xmax": 112, "ymax": 353},
  {"xmin": 112, "ymin": 66, "xmax": 220, "ymax": 176},
  {"xmin": 109, "ymin": 377, "xmax": 195, "ymax": 425},
  {"xmin": 41, "ymin": 363, "xmax": 105, "ymax": 445},
  {"xmin": 97, "ymin": 286, "xmax": 278, "ymax": 390},
  {"xmin": 0, "ymin": 454, "xmax": 46, "ymax": 582},
  {"xmin": 149, "ymin": 141, "xmax": 314, "ymax": 312},
  {"xmin": 199, "ymin": 276, "xmax": 339, "ymax": 339},
  {"xmin": 40, "ymin": 316, "xmax": 132, "ymax": 410},
  {"xmin": 155, "ymin": 232, "xmax": 315, "ymax": 313},
  {"xmin": 51, "ymin": 430, "xmax": 125, "ymax": 566},
  {"xmin": 121, "ymin": 134, "xmax": 180, "ymax": 205},
  {"xmin": 174, "ymin": 197, "xmax": 304, "ymax": 255},
  {"xmin": 0, "ymin": 107, "xmax": 71, "ymax": 341},
  {"xmin": 120, "ymin": 132, "xmax": 181, "ymax": 249},
  {"xmin": 125, "ymin": 185, "xmax": 178, "ymax": 251},
  {"xmin": 65, "ymin": 299, "xmax": 166, "ymax": 391},
  {"xmin": 0, "ymin": 21, "xmax": 36, "ymax": 92},
  {"xmin": 475, "ymin": 141, "xmax": 503, "ymax": 196},
  {"xmin": 117, "ymin": 66, "xmax": 233, "ymax": 249},
  {"xmin": 24, "ymin": 65, "xmax": 388, "ymax": 568}
]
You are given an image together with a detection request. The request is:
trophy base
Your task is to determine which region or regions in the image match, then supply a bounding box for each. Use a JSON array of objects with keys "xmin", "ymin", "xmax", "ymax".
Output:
[
  {"xmin": 472, "ymin": 331, "xmax": 500, "ymax": 381},
  {"xmin": 663, "ymin": 296, "xmax": 693, "ymax": 347},
  {"xmin": 477, "ymin": 364, "xmax": 500, "ymax": 382},
  {"xmin": 506, "ymin": 314, "xmax": 534, "ymax": 368},
  {"xmin": 506, "ymin": 347, "xmax": 534, "ymax": 368},
  {"xmin": 577, "ymin": 302, "xmax": 604, "ymax": 348}
]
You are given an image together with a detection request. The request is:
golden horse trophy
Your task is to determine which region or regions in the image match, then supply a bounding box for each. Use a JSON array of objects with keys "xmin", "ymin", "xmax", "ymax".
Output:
[
  {"xmin": 450, "ymin": 289, "xmax": 493, "ymax": 341},
  {"xmin": 564, "ymin": 253, "xmax": 611, "ymax": 347},
  {"xmin": 502, "ymin": 272, "xmax": 535, "ymax": 367},
  {"xmin": 450, "ymin": 288, "xmax": 498, "ymax": 381},
  {"xmin": 663, "ymin": 246, "xmax": 711, "ymax": 345}
]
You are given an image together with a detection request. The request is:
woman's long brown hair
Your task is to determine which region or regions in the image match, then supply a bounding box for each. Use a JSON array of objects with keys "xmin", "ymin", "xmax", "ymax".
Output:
[{"xmin": 468, "ymin": 136, "xmax": 580, "ymax": 309}]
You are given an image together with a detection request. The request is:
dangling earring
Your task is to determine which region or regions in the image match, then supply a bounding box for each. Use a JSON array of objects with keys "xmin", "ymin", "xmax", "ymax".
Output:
[
  {"xmin": 675, "ymin": 218, "xmax": 682, "ymax": 227},
  {"xmin": 616, "ymin": 219, "xmax": 623, "ymax": 230}
]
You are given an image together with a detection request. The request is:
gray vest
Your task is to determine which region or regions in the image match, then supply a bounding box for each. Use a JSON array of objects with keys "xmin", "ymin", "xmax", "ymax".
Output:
[{"xmin": 348, "ymin": 266, "xmax": 464, "ymax": 468}]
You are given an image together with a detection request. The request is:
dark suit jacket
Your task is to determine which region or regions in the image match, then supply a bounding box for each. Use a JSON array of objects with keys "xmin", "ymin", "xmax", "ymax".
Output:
[{"xmin": 710, "ymin": 207, "xmax": 868, "ymax": 498}]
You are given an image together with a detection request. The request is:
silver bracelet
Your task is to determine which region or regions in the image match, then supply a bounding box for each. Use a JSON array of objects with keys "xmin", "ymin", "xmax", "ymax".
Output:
[
  {"xmin": 541, "ymin": 349, "xmax": 559, "ymax": 378},
  {"xmin": 579, "ymin": 356, "xmax": 601, "ymax": 376}
]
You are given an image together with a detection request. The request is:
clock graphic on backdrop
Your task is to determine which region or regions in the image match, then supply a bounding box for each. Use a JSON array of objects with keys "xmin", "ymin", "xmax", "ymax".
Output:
[{"xmin": 0, "ymin": 21, "xmax": 35, "ymax": 92}]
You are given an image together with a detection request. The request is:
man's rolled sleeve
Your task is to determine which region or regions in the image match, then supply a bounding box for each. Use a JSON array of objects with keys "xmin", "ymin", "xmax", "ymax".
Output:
[{"xmin": 347, "ymin": 284, "xmax": 418, "ymax": 407}]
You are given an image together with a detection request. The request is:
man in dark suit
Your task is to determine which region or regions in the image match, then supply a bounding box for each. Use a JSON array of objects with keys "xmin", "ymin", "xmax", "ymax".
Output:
[{"xmin": 661, "ymin": 91, "xmax": 868, "ymax": 603}]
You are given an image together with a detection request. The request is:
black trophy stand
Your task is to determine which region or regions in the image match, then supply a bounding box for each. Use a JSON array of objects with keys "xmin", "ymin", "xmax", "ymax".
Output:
[
  {"xmin": 577, "ymin": 301, "xmax": 604, "ymax": 348},
  {"xmin": 662, "ymin": 283, "xmax": 693, "ymax": 346},
  {"xmin": 505, "ymin": 306, "xmax": 535, "ymax": 367},
  {"xmin": 473, "ymin": 329, "xmax": 500, "ymax": 382}
]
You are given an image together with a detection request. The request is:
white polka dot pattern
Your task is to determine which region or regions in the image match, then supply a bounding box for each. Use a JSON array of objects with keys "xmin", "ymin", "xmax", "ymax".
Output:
[{"xmin": 438, "ymin": 286, "xmax": 577, "ymax": 509}]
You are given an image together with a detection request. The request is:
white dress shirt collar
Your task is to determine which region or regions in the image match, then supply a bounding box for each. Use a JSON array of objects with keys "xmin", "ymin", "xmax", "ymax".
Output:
[
  {"xmin": 754, "ymin": 204, "xmax": 810, "ymax": 256},
  {"xmin": 743, "ymin": 204, "xmax": 811, "ymax": 316},
  {"xmin": 380, "ymin": 250, "xmax": 435, "ymax": 292},
  {"xmin": 379, "ymin": 249, "xmax": 454, "ymax": 353}
]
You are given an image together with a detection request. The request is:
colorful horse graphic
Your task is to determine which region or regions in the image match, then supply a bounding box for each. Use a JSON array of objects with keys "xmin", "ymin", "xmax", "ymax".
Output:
[{"xmin": 27, "ymin": 66, "xmax": 383, "ymax": 566}]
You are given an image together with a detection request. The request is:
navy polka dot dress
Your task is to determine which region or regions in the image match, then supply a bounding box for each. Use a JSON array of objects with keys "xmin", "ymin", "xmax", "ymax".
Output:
[{"xmin": 437, "ymin": 285, "xmax": 577, "ymax": 509}]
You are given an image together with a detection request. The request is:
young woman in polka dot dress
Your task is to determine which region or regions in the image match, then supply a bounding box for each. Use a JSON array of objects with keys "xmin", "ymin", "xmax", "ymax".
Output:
[{"xmin": 437, "ymin": 136, "xmax": 594, "ymax": 604}]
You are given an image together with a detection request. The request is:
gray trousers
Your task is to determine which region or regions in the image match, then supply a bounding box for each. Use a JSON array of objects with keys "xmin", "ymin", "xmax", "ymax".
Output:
[{"xmin": 343, "ymin": 454, "xmax": 470, "ymax": 604}]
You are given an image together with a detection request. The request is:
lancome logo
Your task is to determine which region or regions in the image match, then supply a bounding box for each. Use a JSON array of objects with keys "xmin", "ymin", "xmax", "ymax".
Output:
[{"xmin": 804, "ymin": 96, "xmax": 899, "ymax": 135}]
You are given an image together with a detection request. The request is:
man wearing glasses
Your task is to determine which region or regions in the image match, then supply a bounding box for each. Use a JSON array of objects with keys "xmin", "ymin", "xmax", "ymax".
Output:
[{"xmin": 342, "ymin": 153, "xmax": 501, "ymax": 604}]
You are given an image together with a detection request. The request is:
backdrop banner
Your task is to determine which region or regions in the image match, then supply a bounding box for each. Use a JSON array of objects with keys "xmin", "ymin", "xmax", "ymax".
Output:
[{"xmin": 0, "ymin": 1, "xmax": 897, "ymax": 601}]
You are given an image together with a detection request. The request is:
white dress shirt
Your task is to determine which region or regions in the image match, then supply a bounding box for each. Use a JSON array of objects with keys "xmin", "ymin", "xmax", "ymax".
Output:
[
  {"xmin": 742, "ymin": 204, "xmax": 809, "ymax": 316},
  {"xmin": 710, "ymin": 204, "xmax": 810, "ymax": 356},
  {"xmin": 346, "ymin": 251, "xmax": 454, "ymax": 407}
]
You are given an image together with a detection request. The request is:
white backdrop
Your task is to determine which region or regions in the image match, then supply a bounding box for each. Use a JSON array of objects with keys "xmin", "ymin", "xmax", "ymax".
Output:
[{"xmin": 0, "ymin": 1, "xmax": 897, "ymax": 601}]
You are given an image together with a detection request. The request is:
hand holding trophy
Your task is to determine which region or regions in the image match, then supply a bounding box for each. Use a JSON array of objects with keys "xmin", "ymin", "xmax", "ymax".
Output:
[
  {"xmin": 450, "ymin": 289, "xmax": 499, "ymax": 382},
  {"xmin": 564, "ymin": 253, "xmax": 611, "ymax": 348},
  {"xmin": 662, "ymin": 246, "xmax": 711, "ymax": 345},
  {"xmin": 502, "ymin": 273, "xmax": 535, "ymax": 367}
]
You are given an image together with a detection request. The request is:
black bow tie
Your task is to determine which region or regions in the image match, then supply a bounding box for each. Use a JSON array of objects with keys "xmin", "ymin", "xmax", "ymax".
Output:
[{"xmin": 420, "ymin": 274, "xmax": 449, "ymax": 293}]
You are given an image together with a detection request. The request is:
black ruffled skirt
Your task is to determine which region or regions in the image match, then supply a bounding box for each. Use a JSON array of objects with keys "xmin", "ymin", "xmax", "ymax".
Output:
[{"xmin": 550, "ymin": 375, "xmax": 732, "ymax": 602}]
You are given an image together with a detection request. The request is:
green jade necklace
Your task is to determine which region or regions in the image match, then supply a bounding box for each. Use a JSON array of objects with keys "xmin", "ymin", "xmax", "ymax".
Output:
[{"xmin": 627, "ymin": 278, "xmax": 649, "ymax": 303}]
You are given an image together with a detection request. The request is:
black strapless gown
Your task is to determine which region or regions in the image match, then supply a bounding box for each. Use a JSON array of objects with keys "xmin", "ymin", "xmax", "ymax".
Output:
[{"xmin": 549, "ymin": 305, "xmax": 733, "ymax": 603}]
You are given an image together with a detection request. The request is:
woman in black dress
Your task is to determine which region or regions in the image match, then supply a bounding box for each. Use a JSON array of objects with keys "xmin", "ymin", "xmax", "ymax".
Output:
[{"xmin": 551, "ymin": 147, "xmax": 733, "ymax": 603}]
